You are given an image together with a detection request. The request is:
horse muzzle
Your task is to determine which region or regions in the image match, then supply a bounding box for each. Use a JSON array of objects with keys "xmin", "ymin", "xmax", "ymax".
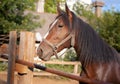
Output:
[{"xmin": 37, "ymin": 42, "xmax": 54, "ymax": 61}]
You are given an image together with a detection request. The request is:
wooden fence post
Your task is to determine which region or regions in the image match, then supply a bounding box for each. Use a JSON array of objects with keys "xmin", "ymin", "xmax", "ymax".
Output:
[
  {"xmin": 73, "ymin": 63, "xmax": 79, "ymax": 74},
  {"xmin": 16, "ymin": 31, "xmax": 35, "ymax": 84},
  {"xmin": 7, "ymin": 31, "xmax": 17, "ymax": 84}
]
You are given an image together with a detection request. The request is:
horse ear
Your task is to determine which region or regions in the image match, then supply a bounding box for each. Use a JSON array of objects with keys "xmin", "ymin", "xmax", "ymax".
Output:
[
  {"xmin": 57, "ymin": 3, "xmax": 63, "ymax": 15},
  {"xmin": 65, "ymin": 3, "xmax": 72, "ymax": 21}
]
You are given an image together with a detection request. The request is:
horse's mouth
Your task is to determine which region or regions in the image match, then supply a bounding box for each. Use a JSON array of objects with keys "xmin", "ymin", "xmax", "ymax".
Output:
[
  {"xmin": 37, "ymin": 48, "xmax": 43, "ymax": 58},
  {"xmin": 37, "ymin": 48, "xmax": 52, "ymax": 61},
  {"xmin": 40, "ymin": 55, "xmax": 50, "ymax": 61}
]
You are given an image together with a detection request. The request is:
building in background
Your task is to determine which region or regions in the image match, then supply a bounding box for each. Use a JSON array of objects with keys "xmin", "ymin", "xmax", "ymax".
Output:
[
  {"xmin": 36, "ymin": 0, "xmax": 45, "ymax": 13},
  {"xmin": 35, "ymin": 0, "xmax": 104, "ymax": 37},
  {"xmin": 36, "ymin": 0, "xmax": 104, "ymax": 17},
  {"xmin": 93, "ymin": 0, "xmax": 104, "ymax": 17}
]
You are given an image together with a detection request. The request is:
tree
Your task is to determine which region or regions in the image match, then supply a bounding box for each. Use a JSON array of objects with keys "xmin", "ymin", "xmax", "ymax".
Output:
[
  {"xmin": 44, "ymin": 0, "xmax": 65, "ymax": 13},
  {"xmin": 73, "ymin": 2, "xmax": 100, "ymax": 32},
  {"xmin": 98, "ymin": 11, "xmax": 120, "ymax": 52},
  {"xmin": 73, "ymin": 2, "xmax": 120, "ymax": 52},
  {"xmin": 64, "ymin": 49, "xmax": 77, "ymax": 61},
  {"xmin": 0, "ymin": 0, "xmax": 41, "ymax": 34}
]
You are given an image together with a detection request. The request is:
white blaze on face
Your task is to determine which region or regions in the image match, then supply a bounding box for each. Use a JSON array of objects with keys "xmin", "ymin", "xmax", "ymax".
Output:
[
  {"xmin": 44, "ymin": 18, "xmax": 59, "ymax": 39},
  {"xmin": 43, "ymin": 32, "xmax": 49, "ymax": 39},
  {"xmin": 49, "ymin": 18, "xmax": 59, "ymax": 30}
]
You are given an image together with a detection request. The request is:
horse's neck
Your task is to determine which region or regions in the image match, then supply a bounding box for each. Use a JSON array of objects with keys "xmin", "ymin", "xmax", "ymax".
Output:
[{"xmin": 74, "ymin": 24, "xmax": 120, "ymax": 66}]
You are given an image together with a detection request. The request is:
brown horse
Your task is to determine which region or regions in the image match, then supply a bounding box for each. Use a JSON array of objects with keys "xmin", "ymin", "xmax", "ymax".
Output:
[{"xmin": 37, "ymin": 4, "xmax": 120, "ymax": 84}]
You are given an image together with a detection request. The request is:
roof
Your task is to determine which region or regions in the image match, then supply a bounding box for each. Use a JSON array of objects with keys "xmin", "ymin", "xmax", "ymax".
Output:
[{"xmin": 34, "ymin": 13, "xmax": 57, "ymax": 37}]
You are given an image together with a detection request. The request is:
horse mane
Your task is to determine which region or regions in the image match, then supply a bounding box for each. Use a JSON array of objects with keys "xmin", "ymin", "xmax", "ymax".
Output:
[{"xmin": 68, "ymin": 12, "xmax": 120, "ymax": 66}]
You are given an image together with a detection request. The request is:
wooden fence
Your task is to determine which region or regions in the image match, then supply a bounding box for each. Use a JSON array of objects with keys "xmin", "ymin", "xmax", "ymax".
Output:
[
  {"xmin": 0, "ymin": 31, "xmax": 81, "ymax": 77},
  {"xmin": 0, "ymin": 58, "xmax": 81, "ymax": 76},
  {"xmin": 0, "ymin": 34, "xmax": 9, "ymax": 45},
  {"xmin": 0, "ymin": 31, "xmax": 35, "ymax": 84},
  {"xmin": 34, "ymin": 61, "xmax": 80, "ymax": 76},
  {"xmin": 0, "ymin": 31, "xmax": 113, "ymax": 84}
]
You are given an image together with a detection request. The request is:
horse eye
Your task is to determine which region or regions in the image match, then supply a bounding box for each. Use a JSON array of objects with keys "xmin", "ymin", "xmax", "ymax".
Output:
[{"xmin": 58, "ymin": 25, "xmax": 63, "ymax": 28}]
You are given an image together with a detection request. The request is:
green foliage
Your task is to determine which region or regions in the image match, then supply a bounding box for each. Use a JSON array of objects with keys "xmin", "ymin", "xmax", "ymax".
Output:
[
  {"xmin": 0, "ymin": 0, "xmax": 41, "ymax": 34},
  {"xmin": 44, "ymin": 0, "xmax": 65, "ymax": 13},
  {"xmin": 73, "ymin": 2, "xmax": 120, "ymax": 52},
  {"xmin": 0, "ymin": 62, "xmax": 8, "ymax": 71},
  {"xmin": 64, "ymin": 49, "xmax": 77, "ymax": 61},
  {"xmin": 73, "ymin": 2, "xmax": 98, "ymax": 30},
  {"xmin": 44, "ymin": 0, "xmax": 57, "ymax": 13},
  {"xmin": 98, "ymin": 11, "xmax": 120, "ymax": 52},
  {"xmin": 73, "ymin": 1, "xmax": 94, "ymax": 18}
]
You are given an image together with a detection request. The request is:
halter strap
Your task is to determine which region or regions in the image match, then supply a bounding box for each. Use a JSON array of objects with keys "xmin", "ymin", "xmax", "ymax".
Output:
[
  {"xmin": 43, "ymin": 33, "xmax": 75, "ymax": 59},
  {"xmin": 71, "ymin": 33, "xmax": 75, "ymax": 47}
]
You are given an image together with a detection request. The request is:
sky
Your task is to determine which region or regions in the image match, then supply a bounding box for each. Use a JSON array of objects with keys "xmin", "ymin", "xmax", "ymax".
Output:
[{"xmin": 93, "ymin": 0, "xmax": 120, "ymax": 11}]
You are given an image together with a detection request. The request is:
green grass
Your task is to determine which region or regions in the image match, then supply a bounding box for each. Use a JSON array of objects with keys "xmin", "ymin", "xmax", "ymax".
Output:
[
  {"xmin": 46, "ymin": 64, "xmax": 74, "ymax": 73},
  {"xmin": 46, "ymin": 64, "xmax": 82, "ymax": 74}
]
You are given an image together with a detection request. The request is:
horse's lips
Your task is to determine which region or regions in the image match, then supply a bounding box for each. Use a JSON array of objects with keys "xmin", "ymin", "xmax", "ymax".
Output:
[
  {"xmin": 42, "ymin": 51, "xmax": 54, "ymax": 61},
  {"xmin": 37, "ymin": 48, "xmax": 52, "ymax": 61},
  {"xmin": 37, "ymin": 48, "xmax": 43, "ymax": 58},
  {"xmin": 40, "ymin": 56, "xmax": 50, "ymax": 61}
]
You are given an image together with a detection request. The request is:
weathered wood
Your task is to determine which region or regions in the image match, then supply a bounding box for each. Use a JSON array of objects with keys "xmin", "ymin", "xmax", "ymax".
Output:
[
  {"xmin": 7, "ymin": 31, "xmax": 17, "ymax": 84},
  {"xmin": 1, "ymin": 54, "xmax": 112, "ymax": 84},
  {"xmin": 34, "ymin": 60, "xmax": 80, "ymax": 74},
  {"xmin": 37, "ymin": 61, "xmax": 80, "ymax": 65},
  {"xmin": 16, "ymin": 31, "xmax": 35, "ymax": 84},
  {"xmin": 73, "ymin": 63, "xmax": 79, "ymax": 74}
]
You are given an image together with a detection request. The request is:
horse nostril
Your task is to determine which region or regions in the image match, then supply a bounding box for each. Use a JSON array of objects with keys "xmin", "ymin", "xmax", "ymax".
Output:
[{"xmin": 37, "ymin": 48, "xmax": 43, "ymax": 57}]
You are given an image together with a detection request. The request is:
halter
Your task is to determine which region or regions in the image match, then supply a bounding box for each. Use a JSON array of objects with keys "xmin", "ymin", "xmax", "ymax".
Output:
[
  {"xmin": 42, "ymin": 32, "xmax": 75, "ymax": 59},
  {"xmin": 42, "ymin": 13, "xmax": 75, "ymax": 59}
]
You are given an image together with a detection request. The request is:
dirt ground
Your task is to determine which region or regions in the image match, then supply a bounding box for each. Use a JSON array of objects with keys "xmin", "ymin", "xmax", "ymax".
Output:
[
  {"xmin": 0, "ymin": 73, "xmax": 79, "ymax": 84},
  {"xmin": 34, "ymin": 76, "xmax": 79, "ymax": 84}
]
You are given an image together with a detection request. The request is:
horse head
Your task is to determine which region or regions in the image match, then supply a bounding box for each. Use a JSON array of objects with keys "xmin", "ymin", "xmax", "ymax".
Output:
[{"xmin": 37, "ymin": 4, "xmax": 75, "ymax": 61}]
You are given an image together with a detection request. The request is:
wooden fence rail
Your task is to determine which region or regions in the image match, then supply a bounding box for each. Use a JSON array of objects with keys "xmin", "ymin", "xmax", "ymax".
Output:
[
  {"xmin": 1, "ymin": 54, "xmax": 111, "ymax": 84},
  {"xmin": 34, "ymin": 60, "xmax": 81, "ymax": 75},
  {"xmin": 0, "ymin": 58, "xmax": 81, "ymax": 76}
]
